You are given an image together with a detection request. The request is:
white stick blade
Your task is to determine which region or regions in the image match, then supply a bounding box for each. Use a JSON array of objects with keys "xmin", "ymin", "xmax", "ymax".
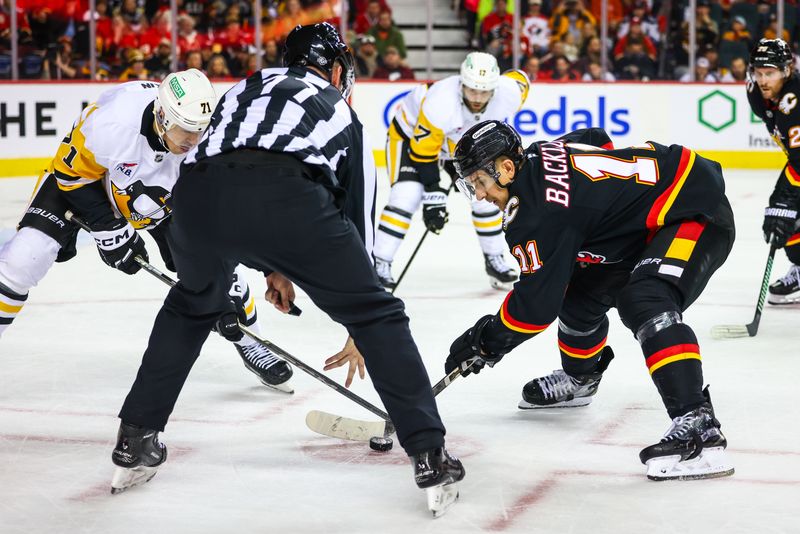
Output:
[
  {"xmin": 710, "ymin": 325, "xmax": 750, "ymax": 339},
  {"xmin": 305, "ymin": 410, "xmax": 387, "ymax": 442}
]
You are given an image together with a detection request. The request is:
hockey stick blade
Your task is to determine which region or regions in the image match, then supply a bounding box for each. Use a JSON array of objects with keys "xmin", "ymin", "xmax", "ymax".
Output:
[
  {"xmin": 710, "ymin": 324, "xmax": 751, "ymax": 339},
  {"xmin": 305, "ymin": 410, "xmax": 395, "ymax": 442}
]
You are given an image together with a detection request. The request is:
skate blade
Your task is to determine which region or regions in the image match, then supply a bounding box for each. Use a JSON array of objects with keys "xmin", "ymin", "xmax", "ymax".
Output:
[
  {"xmin": 766, "ymin": 293, "xmax": 800, "ymax": 305},
  {"xmin": 518, "ymin": 397, "xmax": 593, "ymax": 409},
  {"xmin": 489, "ymin": 278, "xmax": 515, "ymax": 291},
  {"xmin": 261, "ymin": 379, "xmax": 294, "ymax": 394},
  {"xmin": 645, "ymin": 447, "xmax": 735, "ymax": 481},
  {"xmin": 426, "ymin": 482, "xmax": 460, "ymax": 518},
  {"xmin": 110, "ymin": 465, "xmax": 160, "ymax": 494}
]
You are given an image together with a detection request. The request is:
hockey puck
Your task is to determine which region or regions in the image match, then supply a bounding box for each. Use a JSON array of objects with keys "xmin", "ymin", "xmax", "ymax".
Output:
[{"xmin": 369, "ymin": 436, "xmax": 393, "ymax": 452}]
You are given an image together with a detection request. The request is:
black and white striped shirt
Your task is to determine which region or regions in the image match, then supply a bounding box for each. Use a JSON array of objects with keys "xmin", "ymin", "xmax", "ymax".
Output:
[{"xmin": 186, "ymin": 67, "xmax": 376, "ymax": 253}]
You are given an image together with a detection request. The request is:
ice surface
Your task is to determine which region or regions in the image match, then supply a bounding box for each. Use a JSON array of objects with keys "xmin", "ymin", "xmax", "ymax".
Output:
[{"xmin": 1, "ymin": 170, "xmax": 798, "ymax": 533}]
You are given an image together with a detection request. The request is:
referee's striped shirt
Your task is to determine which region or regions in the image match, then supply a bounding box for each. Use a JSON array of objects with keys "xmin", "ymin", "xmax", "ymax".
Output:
[{"xmin": 185, "ymin": 66, "xmax": 377, "ymax": 254}]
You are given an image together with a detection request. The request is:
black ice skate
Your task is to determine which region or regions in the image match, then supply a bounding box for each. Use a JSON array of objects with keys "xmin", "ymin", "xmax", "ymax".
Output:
[
  {"xmin": 375, "ymin": 258, "xmax": 397, "ymax": 290},
  {"xmin": 639, "ymin": 390, "xmax": 734, "ymax": 481},
  {"xmin": 236, "ymin": 341, "xmax": 294, "ymax": 393},
  {"xmin": 411, "ymin": 446, "xmax": 465, "ymax": 518},
  {"xmin": 110, "ymin": 422, "xmax": 167, "ymax": 494},
  {"xmin": 767, "ymin": 264, "xmax": 800, "ymax": 305},
  {"xmin": 519, "ymin": 347, "xmax": 614, "ymax": 409},
  {"xmin": 484, "ymin": 253, "xmax": 518, "ymax": 290}
]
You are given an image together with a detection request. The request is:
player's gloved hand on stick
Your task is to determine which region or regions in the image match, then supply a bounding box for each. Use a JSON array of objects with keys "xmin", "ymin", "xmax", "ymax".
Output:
[
  {"xmin": 90, "ymin": 218, "xmax": 147, "ymax": 275},
  {"xmin": 422, "ymin": 188, "xmax": 449, "ymax": 234},
  {"xmin": 445, "ymin": 314, "xmax": 504, "ymax": 377},
  {"xmin": 215, "ymin": 299, "xmax": 245, "ymax": 342},
  {"xmin": 762, "ymin": 202, "xmax": 798, "ymax": 248}
]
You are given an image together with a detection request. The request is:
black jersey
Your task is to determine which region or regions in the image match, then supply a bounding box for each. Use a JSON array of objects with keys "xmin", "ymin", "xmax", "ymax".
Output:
[
  {"xmin": 482, "ymin": 135, "xmax": 727, "ymax": 354},
  {"xmin": 747, "ymin": 73, "xmax": 800, "ymax": 203}
]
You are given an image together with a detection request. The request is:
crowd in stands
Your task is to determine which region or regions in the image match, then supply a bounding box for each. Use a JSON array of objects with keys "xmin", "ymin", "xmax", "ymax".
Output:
[{"xmin": 0, "ymin": 0, "xmax": 795, "ymax": 81}]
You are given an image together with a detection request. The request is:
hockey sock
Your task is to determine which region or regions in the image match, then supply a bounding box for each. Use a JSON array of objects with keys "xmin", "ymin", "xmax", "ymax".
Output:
[
  {"xmin": 0, "ymin": 280, "xmax": 27, "ymax": 338},
  {"xmin": 558, "ymin": 316, "xmax": 609, "ymax": 376},
  {"xmin": 229, "ymin": 266, "xmax": 259, "ymax": 347},
  {"xmin": 471, "ymin": 200, "xmax": 504, "ymax": 255},
  {"xmin": 374, "ymin": 181, "xmax": 424, "ymax": 263},
  {"xmin": 641, "ymin": 323, "xmax": 705, "ymax": 419}
]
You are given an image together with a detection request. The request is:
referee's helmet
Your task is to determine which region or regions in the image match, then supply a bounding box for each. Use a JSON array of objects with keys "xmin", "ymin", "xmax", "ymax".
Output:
[{"xmin": 283, "ymin": 22, "xmax": 355, "ymax": 99}]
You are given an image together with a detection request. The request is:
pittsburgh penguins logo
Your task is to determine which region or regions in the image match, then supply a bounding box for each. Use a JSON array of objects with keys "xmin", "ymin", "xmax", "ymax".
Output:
[{"xmin": 112, "ymin": 180, "xmax": 172, "ymax": 229}]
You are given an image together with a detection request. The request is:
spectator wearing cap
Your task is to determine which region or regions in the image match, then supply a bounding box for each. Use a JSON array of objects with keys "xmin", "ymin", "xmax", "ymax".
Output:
[
  {"xmin": 355, "ymin": 34, "xmax": 379, "ymax": 78},
  {"xmin": 720, "ymin": 56, "xmax": 747, "ymax": 82},
  {"xmin": 550, "ymin": 0, "xmax": 596, "ymax": 46},
  {"xmin": 119, "ymin": 47, "xmax": 148, "ymax": 80},
  {"xmin": 679, "ymin": 56, "xmax": 719, "ymax": 82},
  {"xmin": 763, "ymin": 13, "xmax": 791, "ymax": 42},
  {"xmin": 373, "ymin": 45, "xmax": 415, "ymax": 81},
  {"xmin": 721, "ymin": 15, "xmax": 752, "ymax": 47},
  {"xmin": 614, "ymin": 17, "xmax": 657, "ymax": 61},
  {"xmin": 368, "ymin": 10, "xmax": 407, "ymax": 59},
  {"xmin": 522, "ymin": 0, "xmax": 551, "ymax": 55},
  {"xmin": 354, "ymin": 0, "xmax": 382, "ymax": 35},
  {"xmin": 145, "ymin": 38, "xmax": 172, "ymax": 80},
  {"xmin": 617, "ymin": 0, "xmax": 659, "ymax": 44}
]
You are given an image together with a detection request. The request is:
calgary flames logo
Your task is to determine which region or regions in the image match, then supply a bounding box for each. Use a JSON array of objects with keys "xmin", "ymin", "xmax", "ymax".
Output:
[{"xmin": 576, "ymin": 250, "xmax": 607, "ymax": 264}]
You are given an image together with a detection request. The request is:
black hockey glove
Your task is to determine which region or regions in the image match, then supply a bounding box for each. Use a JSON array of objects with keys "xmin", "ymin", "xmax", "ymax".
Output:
[
  {"xmin": 215, "ymin": 299, "xmax": 245, "ymax": 343},
  {"xmin": 762, "ymin": 202, "xmax": 798, "ymax": 248},
  {"xmin": 422, "ymin": 188, "xmax": 449, "ymax": 234},
  {"xmin": 90, "ymin": 219, "xmax": 147, "ymax": 275},
  {"xmin": 445, "ymin": 314, "xmax": 504, "ymax": 377}
]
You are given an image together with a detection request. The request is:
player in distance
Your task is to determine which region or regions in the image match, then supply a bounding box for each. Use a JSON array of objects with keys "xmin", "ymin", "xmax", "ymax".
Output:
[
  {"xmin": 747, "ymin": 38, "xmax": 800, "ymax": 304},
  {"xmin": 374, "ymin": 52, "xmax": 530, "ymax": 291},
  {"xmin": 444, "ymin": 120, "xmax": 735, "ymax": 481},
  {"xmin": 0, "ymin": 70, "xmax": 293, "ymax": 392}
]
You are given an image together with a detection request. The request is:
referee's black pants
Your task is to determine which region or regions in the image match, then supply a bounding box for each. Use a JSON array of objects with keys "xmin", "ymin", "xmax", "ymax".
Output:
[{"xmin": 119, "ymin": 150, "xmax": 446, "ymax": 455}]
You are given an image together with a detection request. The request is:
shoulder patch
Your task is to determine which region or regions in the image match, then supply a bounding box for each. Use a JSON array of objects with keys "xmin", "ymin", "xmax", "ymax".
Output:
[{"xmin": 779, "ymin": 92, "xmax": 797, "ymax": 115}]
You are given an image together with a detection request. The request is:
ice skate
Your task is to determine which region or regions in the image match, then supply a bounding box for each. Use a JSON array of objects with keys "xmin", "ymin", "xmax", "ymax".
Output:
[
  {"xmin": 519, "ymin": 347, "xmax": 613, "ymax": 409},
  {"xmin": 411, "ymin": 446, "xmax": 465, "ymax": 518},
  {"xmin": 110, "ymin": 422, "xmax": 167, "ymax": 494},
  {"xmin": 640, "ymin": 392, "xmax": 734, "ymax": 481},
  {"xmin": 236, "ymin": 341, "xmax": 294, "ymax": 393},
  {"xmin": 484, "ymin": 253, "xmax": 518, "ymax": 290},
  {"xmin": 375, "ymin": 258, "xmax": 397, "ymax": 290},
  {"xmin": 767, "ymin": 264, "xmax": 800, "ymax": 304}
]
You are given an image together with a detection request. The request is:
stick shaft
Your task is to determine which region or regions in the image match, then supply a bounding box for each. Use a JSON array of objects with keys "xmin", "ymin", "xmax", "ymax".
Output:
[{"xmin": 746, "ymin": 245, "xmax": 776, "ymax": 337}]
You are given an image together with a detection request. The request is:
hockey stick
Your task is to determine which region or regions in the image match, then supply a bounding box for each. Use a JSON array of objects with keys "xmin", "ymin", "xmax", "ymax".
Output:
[
  {"xmin": 391, "ymin": 229, "xmax": 429, "ymax": 295},
  {"xmin": 64, "ymin": 211, "xmax": 392, "ymax": 426},
  {"xmin": 305, "ymin": 357, "xmax": 478, "ymax": 442},
  {"xmin": 711, "ymin": 244, "xmax": 776, "ymax": 339}
]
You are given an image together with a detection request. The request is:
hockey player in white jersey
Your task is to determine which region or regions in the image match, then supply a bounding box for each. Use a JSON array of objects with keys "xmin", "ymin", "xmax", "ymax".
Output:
[
  {"xmin": 374, "ymin": 52, "xmax": 530, "ymax": 290},
  {"xmin": 0, "ymin": 69, "xmax": 293, "ymax": 392}
]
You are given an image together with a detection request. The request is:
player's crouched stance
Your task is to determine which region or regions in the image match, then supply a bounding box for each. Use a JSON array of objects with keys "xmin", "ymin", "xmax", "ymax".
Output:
[{"xmin": 444, "ymin": 120, "xmax": 735, "ymax": 481}]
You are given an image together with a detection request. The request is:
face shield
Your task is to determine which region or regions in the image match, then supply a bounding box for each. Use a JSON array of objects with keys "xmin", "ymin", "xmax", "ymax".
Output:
[
  {"xmin": 454, "ymin": 161, "xmax": 502, "ymax": 202},
  {"xmin": 162, "ymin": 123, "xmax": 203, "ymax": 154}
]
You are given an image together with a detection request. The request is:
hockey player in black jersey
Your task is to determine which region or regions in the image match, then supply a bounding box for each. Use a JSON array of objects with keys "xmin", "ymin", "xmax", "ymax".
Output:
[
  {"xmin": 747, "ymin": 38, "xmax": 800, "ymax": 304},
  {"xmin": 444, "ymin": 120, "xmax": 736, "ymax": 481}
]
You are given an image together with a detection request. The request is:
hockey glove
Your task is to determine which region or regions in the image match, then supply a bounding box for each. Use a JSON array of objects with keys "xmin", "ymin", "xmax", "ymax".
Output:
[
  {"xmin": 422, "ymin": 188, "xmax": 449, "ymax": 234},
  {"xmin": 763, "ymin": 202, "xmax": 798, "ymax": 248},
  {"xmin": 215, "ymin": 299, "xmax": 245, "ymax": 343},
  {"xmin": 445, "ymin": 314, "xmax": 504, "ymax": 377},
  {"xmin": 91, "ymin": 219, "xmax": 147, "ymax": 275}
]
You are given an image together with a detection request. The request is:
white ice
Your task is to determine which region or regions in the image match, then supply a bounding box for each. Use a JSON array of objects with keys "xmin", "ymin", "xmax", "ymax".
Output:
[{"xmin": 1, "ymin": 169, "xmax": 798, "ymax": 534}]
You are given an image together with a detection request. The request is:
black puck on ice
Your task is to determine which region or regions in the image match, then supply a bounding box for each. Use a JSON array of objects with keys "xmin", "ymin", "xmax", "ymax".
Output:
[{"xmin": 369, "ymin": 436, "xmax": 393, "ymax": 452}]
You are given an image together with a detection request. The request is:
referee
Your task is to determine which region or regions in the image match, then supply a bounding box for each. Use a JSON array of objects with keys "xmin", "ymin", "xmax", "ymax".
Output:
[{"xmin": 111, "ymin": 23, "xmax": 463, "ymax": 497}]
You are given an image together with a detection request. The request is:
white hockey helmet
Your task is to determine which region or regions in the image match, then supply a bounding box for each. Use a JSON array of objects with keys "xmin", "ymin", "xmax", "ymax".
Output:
[
  {"xmin": 154, "ymin": 68, "xmax": 216, "ymax": 135},
  {"xmin": 460, "ymin": 52, "xmax": 500, "ymax": 92}
]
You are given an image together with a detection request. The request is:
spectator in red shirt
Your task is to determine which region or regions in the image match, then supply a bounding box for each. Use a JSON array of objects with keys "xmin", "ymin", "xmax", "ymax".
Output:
[
  {"xmin": 481, "ymin": 0, "xmax": 513, "ymax": 47},
  {"xmin": 613, "ymin": 17, "xmax": 656, "ymax": 61},
  {"xmin": 354, "ymin": 0, "xmax": 382, "ymax": 35},
  {"xmin": 177, "ymin": 13, "xmax": 208, "ymax": 55},
  {"xmin": 373, "ymin": 45, "xmax": 414, "ymax": 80},
  {"xmin": 542, "ymin": 55, "xmax": 579, "ymax": 80},
  {"xmin": 140, "ymin": 10, "xmax": 172, "ymax": 53},
  {"xmin": 215, "ymin": 15, "xmax": 252, "ymax": 56}
]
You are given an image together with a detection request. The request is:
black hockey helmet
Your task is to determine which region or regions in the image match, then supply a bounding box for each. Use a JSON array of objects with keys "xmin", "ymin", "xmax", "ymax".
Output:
[
  {"xmin": 453, "ymin": 120, "xmax": 524, "ymax": 200},
  {"xmin": 283, "ymin": 22, "xmax": 355, "ymax": 98},
  {"xmin": 749, "ymin": 38, "xmax": 793, "ymax": 71}
]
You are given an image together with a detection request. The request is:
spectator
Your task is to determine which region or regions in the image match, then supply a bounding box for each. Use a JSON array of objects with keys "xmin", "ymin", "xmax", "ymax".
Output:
[
  {"xmin": 263, "ymin": 38, "xmax": 282, "ymax": 68},
  {"xmin": 355, "ymin": 34, "xmax": 378, "ymax": 78},
  {"xmin": 206, "ymin": 52, "xmax": 229, "ymax": 78},
  {"xmin": 542, "ymin": 55, "xmax": 579, "ymax": 80},
  {"xmin": 679, "ymin": 56, "xmax": 719, "ymax": 82},
  {"xmin": 720, "ymin": 56, "xmax": 747, "ymax": 82},
  {"xmin": 28, "ymin": 7, "xmax": 60, "ymax": 51},
  {"xmin": 523, "ymin": 55, "xmax": 540, "ymax": 81},
  {"xmin": 574, "ymin": 35, "xmax": 604, "ymax": 73},
  {"xmin": 44, "ymin": 35, "xmax": 78, "ymax": 79},
  {"xmin": 681, "ymin": 0, "xmax": 718, "ymax": 60},
  {"xmin": 140, "ymin": 10, "xmax": 172, "ymax": 53},
  {"xmin": 1, "ymin": 1, "xmax": 31, "ymax": 52},
  {"xmin": 464, "ymin": 0, "xmax": 479, "ymax": 47},
  {"xmin": 721, "ymin": 15, "xmax": 752, "ymax": 48},
  {"xmin": 118, "ymin": 47, "xmax": 148, "ymax": 80},
  {"xmin": 354, "ymin": 0, "xmax": 382, "ymax": 35},
  {"xmin": 145, "ymin": 38, "xmax": 172, "ymax": 79},
  {"xmin": 373, "ymin": 45, "xmax": 415, "ymax": 80},
  {"xmin": 279, "ymin": 0, "xmax": 310, "ymax": 31},
  {"xmin": 486, "ymin": 19, "xmax": 531, "ymax": 71},
  {"xmin": 560, "ymin": 30, "xmax": 579, "ymax": 62},
  {"xmin": 116, "ymin": 0, "xmax": 145, "ymax": 30},
  {"xmin": 582, "ymin": 60, "xmax": 615, "ymax": 81},
  {"xmin": 614, "ymin": 17, "xmax": 657, "ymax": 61},
  {"xmin": 184, "ymin": 49, "xmax": 203, "ymax": 71},
  {"xmin": 369, "ymin": 10, "xmax": 406, "ymax": 59},
  {"xmin": 550, "ymin": 0, "xmax": 596, "ymax": 46},
  {"xmin": 177, "ymin": 13, "xmax": 207, "ymax": 55},
  {"xmin": 539, "ymin": 40, "xmax": 567, "ymax": 71},
  {"xmin": 615, "ymin": 40, "xmax": 656, "ymax": 80},
  {"xmin": 481, "ymin": 0, "xmax": 512, "ymax": 46},
  {"xmin": 216, "ymin": 15, "xmax": 252, "ymax": 57},
  {"xmin": 763, "ymin": 13, "xmax": 791, "ymax": 42},
  {"xmin": 617, "ymin": 0, "xmax": 659, "ymax": 44},
  {"xmin": 522, "ymin": 0, "xmax": 550, "ymax": 55}
]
